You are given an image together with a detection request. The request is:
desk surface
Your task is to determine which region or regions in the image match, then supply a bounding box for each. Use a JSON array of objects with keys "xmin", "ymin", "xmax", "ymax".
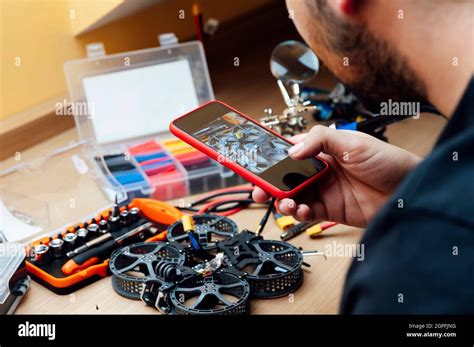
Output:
[{"xmin": 12, "ymin": 111, "xmax": 445, "ymax": 314}]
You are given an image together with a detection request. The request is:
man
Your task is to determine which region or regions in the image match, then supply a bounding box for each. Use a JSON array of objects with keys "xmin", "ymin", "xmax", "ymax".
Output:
[{"xmin": 253, "ymin": 0, "xmax": 473, "ymax": 313}]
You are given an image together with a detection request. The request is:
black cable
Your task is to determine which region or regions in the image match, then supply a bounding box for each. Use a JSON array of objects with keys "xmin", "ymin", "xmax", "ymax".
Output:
[
  {"xmin": 248, "ymin": 184, "xmax": 255, "ymax": 199},
  {"xmin": 189, "ymin": 189, "xmax": 253, "ymax": 207},
  {"xmin": 176, "ymin": 206, "xmax": 199, "ymax": 212},
  {"xmin": 207, "ymin": 199, "xmax": 253, "ymax": 213},
  {"xmin": 204, "ymin": 199, "xmax": 269, "ymax": 213},
  {"xmin": 176, "ymin": 198, "xmax": 264, "ymax": 214},
  {"xmin": 280, "ymin": 221, "xmax": 317, "ymax": 241},
  {"xmin": 174, "ymin": 186, "xmax": 263, "ymax": 215},
  {"xmin": 256, "ymin": 197, "xmax": 276, "ymax": 235}
]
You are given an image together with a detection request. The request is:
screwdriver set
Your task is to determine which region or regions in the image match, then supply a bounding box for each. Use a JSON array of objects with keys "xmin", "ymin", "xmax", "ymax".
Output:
[{"xmin": 25, "ymin": 198, "xmax": 182, "ymax": 294}]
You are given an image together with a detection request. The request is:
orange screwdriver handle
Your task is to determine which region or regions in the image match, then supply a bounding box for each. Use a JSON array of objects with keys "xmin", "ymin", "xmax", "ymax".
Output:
[
  {"xmin": 131, "ymin": 198, "xmax": 182, "ymax": 225},
  {"xmin": 62, "ymin": 257, "xmax": 99, "ymax": 275}
]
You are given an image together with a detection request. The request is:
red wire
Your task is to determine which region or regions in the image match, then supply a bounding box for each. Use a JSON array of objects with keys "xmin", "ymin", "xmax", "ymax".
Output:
[
  {"xmin": 197, "ymin": 184, "xmax": 253, "ymax": 201},
  {"xmin": 192, "ymin": 184, "xmax": 339, "ymax": 224},
  {"xmin": 191, "ymin": 184, "xmax": 253, "ymax": 216},
  {"xmin": 219, "ymin": 207, "xmax": 245, "ymax": 216},
  {"xmin": 320, "ymin": 221, "xmax": 337, "ymax": 230},
  {"xmin": 197, "ymin": 197, "xmax": 247, "ymax": 215},
  {"xmin": 273, "ymin": 199, "xmax": 280, "ymax": 213}
]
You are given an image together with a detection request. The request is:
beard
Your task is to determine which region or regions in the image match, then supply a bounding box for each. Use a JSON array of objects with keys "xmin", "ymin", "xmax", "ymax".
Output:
[{"xmin": 305, "ymin": 0, "xmax": 428, "ymax": 110}]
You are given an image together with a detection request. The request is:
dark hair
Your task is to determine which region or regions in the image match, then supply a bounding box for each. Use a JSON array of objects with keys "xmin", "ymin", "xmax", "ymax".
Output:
[
  {"xmin": 304, "ymin": 0, "xmax": 427, "ymax": 105},
  {"xmin": 305, "ymin": 0, "xmax": 363, "ymax": 54}
]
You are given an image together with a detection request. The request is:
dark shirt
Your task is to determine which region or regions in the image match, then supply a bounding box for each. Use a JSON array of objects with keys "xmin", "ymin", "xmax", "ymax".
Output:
[{"xmin": 340, "ymin": 77, "xmax": 474, "ymax": 314}]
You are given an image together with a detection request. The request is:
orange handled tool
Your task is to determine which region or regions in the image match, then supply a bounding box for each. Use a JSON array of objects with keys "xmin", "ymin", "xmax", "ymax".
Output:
[
  {"xmin": 131, "ymin": 198, "xmax": 183, "ymax": 225},
  {"xmin": 61, "ymin": 199, "xmax": 181, "ymax": 276}
]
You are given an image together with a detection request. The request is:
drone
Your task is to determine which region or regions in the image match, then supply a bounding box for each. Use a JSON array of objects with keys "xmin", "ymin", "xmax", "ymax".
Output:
[{"xmin": 109, "ymin": 214, "xmax": 311, "ymax": 315}]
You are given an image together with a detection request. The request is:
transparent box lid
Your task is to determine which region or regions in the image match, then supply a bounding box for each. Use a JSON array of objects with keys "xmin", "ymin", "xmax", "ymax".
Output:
[
  {"xmin": 64, "ymin": 41, "xmax": 214, "ymax": 148},
  {"xmin": 0, "ymin": 243, "xmax": 25, "ymax": 304},
  {"xmin": 0, "ymin": 141, "xmax": 126, "ymax": 243}
]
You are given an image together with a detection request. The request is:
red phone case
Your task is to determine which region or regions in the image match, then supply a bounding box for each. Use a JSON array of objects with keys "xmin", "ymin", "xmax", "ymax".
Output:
[{"xmin": 169, "ymin": 100, "xmax": 329, "ymax": 199}]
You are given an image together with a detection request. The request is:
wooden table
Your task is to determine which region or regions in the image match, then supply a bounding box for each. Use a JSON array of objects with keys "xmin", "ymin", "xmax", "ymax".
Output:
[{"xmin": 11, "ymin": 110, "xmax": 445, "ymax": 314}]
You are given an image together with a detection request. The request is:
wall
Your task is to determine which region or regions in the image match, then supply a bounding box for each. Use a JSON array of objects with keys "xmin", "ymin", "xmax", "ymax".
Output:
[
  {"xmin": 74, "ymin": 0, "xmax": 276, "ymax": 54},
  {"xmin": 1, "ymin": 0, "xmax": 84, "ymax": 120},
  {"xmin": 1, "ymin": 0, "xmax": 275, "ymax": 122},
  {"xmin": 68, "ymin": 0, "xmax": 124, "ymax": 35}
]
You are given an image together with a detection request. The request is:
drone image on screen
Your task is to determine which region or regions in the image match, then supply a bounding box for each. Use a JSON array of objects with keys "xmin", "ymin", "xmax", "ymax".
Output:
[{"xmin": 193, "ymin": 112, "xmax": 290, "ymax": 174}]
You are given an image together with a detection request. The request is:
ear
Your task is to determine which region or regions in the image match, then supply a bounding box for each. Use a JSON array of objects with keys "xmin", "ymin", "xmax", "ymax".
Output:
[{"xmin": 336, "ymin": 0, "xmax": 357, "ymax": 16}]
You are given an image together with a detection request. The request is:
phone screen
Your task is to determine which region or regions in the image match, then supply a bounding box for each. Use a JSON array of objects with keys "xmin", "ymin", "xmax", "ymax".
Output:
[
  {"xmin": 193, "ymin": 111, "xmax": 291, "ymax": 175},
  {"xmin": 174, "ymin": 102, "xmax": 326, "ymax": 191}
]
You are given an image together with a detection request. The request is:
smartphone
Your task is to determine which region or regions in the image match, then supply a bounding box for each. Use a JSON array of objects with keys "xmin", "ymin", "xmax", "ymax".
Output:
[{"xmin": 169, "ymin": 101, "xmax": 329, "ymax": 199}]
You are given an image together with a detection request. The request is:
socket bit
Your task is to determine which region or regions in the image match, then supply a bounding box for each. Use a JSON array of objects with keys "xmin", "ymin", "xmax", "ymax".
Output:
[
  {"xmin": 108, "ymin": 215, "xmax": 120, "ymax": 232},
  {"xmin": 49, "ymin": 238, "xmax": 65, "ymax": 258},
  {"xmin": 120, "ymin": 210, "xmax": 130, "ymax": 225},
  {"xmin": 77, "ymin": 228, "xmax": 89, "ymax": 243},
  {"xmin": 34, "ymin": 244, "xmax": 50, "ymax": 264},
  {"xmin": 129, "ymin": 207, "xmax": 140, "ymax": 223},
  {"xmin": 87, "ymin": 223, "xmax": 99, "ymax": 235},
  {"xmin": 64, "ymin": 233, "xmax": 78, "ymax": 251},
  {"xmin": 99, "ymin": 219, "xmax": 108, "ymax": 232}
]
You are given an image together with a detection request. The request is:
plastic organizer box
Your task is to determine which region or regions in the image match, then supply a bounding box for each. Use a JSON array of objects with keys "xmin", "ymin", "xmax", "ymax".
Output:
[
  {"xmin": 64, "ymin": 40, "xmax": 245, "ymax": 202},
  {"xmin": 96, "ymin": 138, "xmax": 244, "ymax": 201}
]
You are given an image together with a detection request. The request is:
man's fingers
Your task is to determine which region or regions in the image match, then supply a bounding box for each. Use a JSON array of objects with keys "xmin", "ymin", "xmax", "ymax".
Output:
[
  {"xmin": 278, "ymin": 198, "xmax": 297, "ymax": 215},
  {"xmin": 276, "ymin": 197, "xmax": 330, "ymax": 224},
  {"xmin": 252, "ymin": 187, "xmax": 271, "ymax": 203},
  {"xmin": 288, "ymin": 125, "xmax": 348, "ymax": 160},
  {"xmin": 294, "ymin": 204, "xmax": 314, "ymax": 222},
  {"xmin": 288, "ymin": 133, "xmax": 307, "ymax": 144}
]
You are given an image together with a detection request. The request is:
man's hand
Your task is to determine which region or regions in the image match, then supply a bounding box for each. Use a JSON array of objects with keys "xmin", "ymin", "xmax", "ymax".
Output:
[{"xmin": 253, "ymin": 126, "xmax": 422, "ymax": 228}]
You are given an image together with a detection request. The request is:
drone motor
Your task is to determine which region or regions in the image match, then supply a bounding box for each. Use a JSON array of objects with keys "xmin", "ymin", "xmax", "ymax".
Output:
[
  {"xmin": 217, "ymin": 230, "xmax": 304, "ymax": 298},
  {"xmin": 109, "ymin": 242, "xmax": 188, "ymax": 300},
  {"xmin": 167, "ymin": 214, "xmax": 238, "ymax": 251},
  {"xmin": 170, "ymin": 271, "xmax": 250, "ymax": 315}
]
